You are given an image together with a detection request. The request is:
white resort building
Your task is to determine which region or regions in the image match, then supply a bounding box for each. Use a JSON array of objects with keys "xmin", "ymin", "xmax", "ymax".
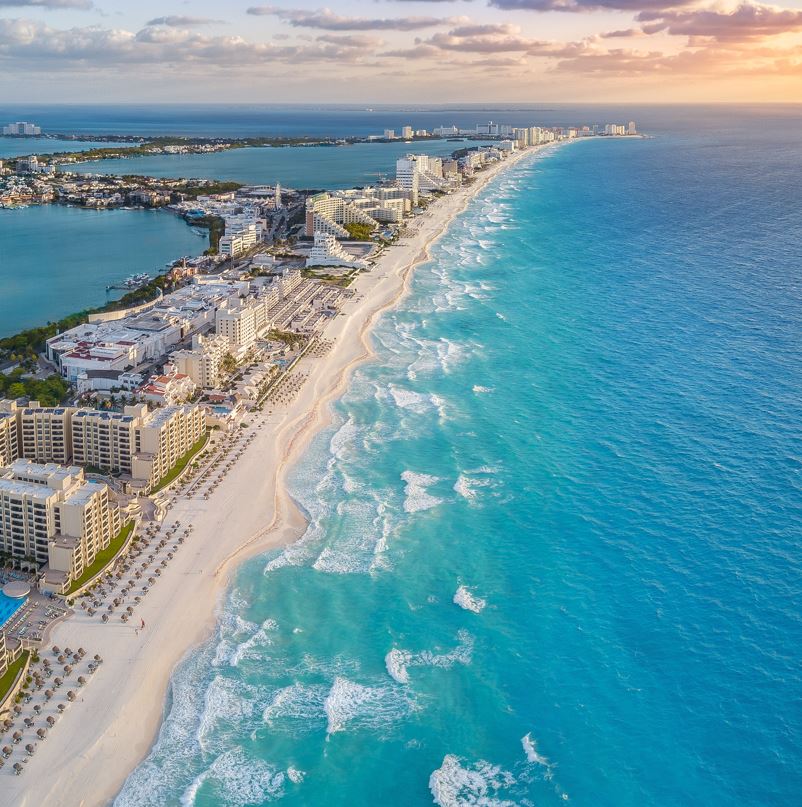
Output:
[
  {"xmin": 306, "ymin": 232, "xmax": 367, "ymax": 270},
  {"xmin": 304, "ymin": 192, "xmax": 378, "ymax": 239}
]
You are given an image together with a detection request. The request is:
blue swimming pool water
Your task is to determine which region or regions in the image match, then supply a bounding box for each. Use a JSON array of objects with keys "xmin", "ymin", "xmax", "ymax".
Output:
[{"xmin": 0, "ymin": 592, "xmax": 26, "ymax": 628}]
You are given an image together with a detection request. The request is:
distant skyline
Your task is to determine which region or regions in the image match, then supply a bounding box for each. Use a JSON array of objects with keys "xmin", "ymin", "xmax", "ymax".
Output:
[{"xmin": 0, "ymin": 0, "xmax": 801, "ymax": 102}]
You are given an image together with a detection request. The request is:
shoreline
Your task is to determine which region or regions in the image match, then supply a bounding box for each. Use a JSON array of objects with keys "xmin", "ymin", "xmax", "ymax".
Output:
[{"xmin": 4, "ymin": 144, "xmax": 544, "ymax": 807}]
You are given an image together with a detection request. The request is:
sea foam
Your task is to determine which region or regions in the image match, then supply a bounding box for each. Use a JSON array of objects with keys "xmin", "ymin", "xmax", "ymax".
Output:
[
  {"xmin": 453, "ymin": 585, "xmax": 487, "ymax": 614},
  {"xmin": 429, "ymin": 755, "xmax": 517, "ymax": 807},
  {"xmin": 401, "ymin": 471, "xmax": 443, "ymax": 513},
  {"xmin": 384, "ymin": 629, "xmax": 474, "ymax": 684}
]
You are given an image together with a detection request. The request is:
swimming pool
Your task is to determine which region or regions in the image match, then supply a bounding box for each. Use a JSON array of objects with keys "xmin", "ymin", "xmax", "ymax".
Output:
[{"xmin": 0, "ymin": 592, "xmax": 26, "ymax": 628}]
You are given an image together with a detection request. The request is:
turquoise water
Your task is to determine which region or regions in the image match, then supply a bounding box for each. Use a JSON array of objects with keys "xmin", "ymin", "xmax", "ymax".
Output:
[
  {"xmin": 0, "ymin": 137, "xmax": 135, "ymax": 159},
  {"xmin": 70, "ymin": 141, "xmax": 494, "ymax": 189},
  {"xmin": 0, "ymin": 206, "xmax": 205, "ymax": 336},
  {"xmin": 115, "ymin": 119, "xmax": 802, "ymax": 806},
  {"xmin": 0, "ymin": 592, "xmax": 25, "ymax": 627}
]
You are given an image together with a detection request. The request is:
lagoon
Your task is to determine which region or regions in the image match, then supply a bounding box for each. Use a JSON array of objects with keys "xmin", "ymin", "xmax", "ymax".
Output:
[
  {"xmin": 70, "ymin": 140, "xmax": 494, "ymax": 189},
  {"xmin": 0, "ymin": 205, "xmax": 205, "ymax": 337},
  {"xmin": 0, "ymin": 137, "xmax": 136, "ymax": 159}
]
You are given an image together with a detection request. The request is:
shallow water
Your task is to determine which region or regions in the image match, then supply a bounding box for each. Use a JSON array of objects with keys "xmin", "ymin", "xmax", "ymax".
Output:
[{"xmin": 0, "ymin": 206, "xmax": 203, "ymax": 336}]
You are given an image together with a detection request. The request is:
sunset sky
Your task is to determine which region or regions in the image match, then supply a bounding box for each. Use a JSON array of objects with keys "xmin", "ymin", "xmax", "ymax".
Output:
[{"xmin": 1, "ymin": 0, "xmax": 801, "ymax": 102}]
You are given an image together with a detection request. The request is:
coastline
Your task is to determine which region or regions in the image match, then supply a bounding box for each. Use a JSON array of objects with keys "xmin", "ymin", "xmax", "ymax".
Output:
[{"xmin": 5, "ymin": 144, "xmax": 542, "ymax": 807}]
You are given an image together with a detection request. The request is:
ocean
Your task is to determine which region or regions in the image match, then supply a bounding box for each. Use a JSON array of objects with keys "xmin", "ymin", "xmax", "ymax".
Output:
[
  {"xmin": 0, "ymin": 206, "xmax": 205, "ymax": 336},
  {"xmin": 111, "ymin": 109, "xmax": 802, "ymax": 806}
]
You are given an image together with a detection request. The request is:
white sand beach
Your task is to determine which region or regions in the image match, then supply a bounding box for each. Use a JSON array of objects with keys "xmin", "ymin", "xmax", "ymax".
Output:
[{"xmin": 5, "ymin": 145, "xmax": 537, "ymax": 807}]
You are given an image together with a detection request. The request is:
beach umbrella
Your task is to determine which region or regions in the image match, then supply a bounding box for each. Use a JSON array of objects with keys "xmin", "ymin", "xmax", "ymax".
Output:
[
  {"xmin": 13, "ymin": 706, "xmax": 21, "ymax": 715},
  {"xmin": 57, "ymin": 704, "xmax": 65, "ymax": 713},
  {"xmin": 102, "ymin": 614, "xmax": 109, "ymax": 622},
  {"xmin": 57, "ymin": 655, "xmax": 65, "ymax": 664},
  {"xmin": 54, "ymin": 677, "xmax": 62, "ymax": 687},
  {"xmin": 77, "ymin": 648, "xmax": 86, "ymax": 657},
  {"xmin": 2, "ymin": 746, "xmax": 11, "ymax": 756},
  {"xmin": 72, "ymin": 653, "xmax": 80, "ymax": 663},
  {"xmin": 3, "ymin": 720, "xmax": 12, "ymax": 729},
  {"xmin": 33, "ymin": 705, "xmax": 41, "ymax": 715},
  {"xmin": 51, "ymin": 646, "xmax": 60, "ymax": 655},
  {"xmin": 126, "ymin": 606, "xmax": 133, "ymax": 614},
  {"xmin": 42, "ymin": 659, "xmax": 50, "ymax": 667},
  {"xmin": 46, "ymin": 717, "xmax": 55, "ymax": 727},
  {"xmin": 94, "ymin": 654, "xmax": 102, "ymax": 663},
  {"xmin": 67, "ymin": 691, "xmax": 76, "ymax": 702},
  {"xmin": 23, "ymin": 718, "xmax": 33, "ymax": 728},
  {"xmin": 36, "ymin": 729, "xmax": 46, "ymax": 739},
  {"xmin": 13, "ymin": 762, "xmax": 22, "ymax": 774},
  {"xmin": 12, "ymin": 732, "xmax": 21, "ymax": 742},
  {"xmin": 44, "ymin": 690, "xmax": 53, "ymax": 700},
  {"xmin": 64, "ymin": 648, "xmax": 72, "ymax": 656},
  {"xmin": 64, "ymin": 665, "xmax": 72, "ymax": 675},
  {"xmin": 121, "ymin": 614, "xmax": 128, "ymax": 623},
  {"xmin": 25, "ymin": 744, "xmax": 34, "ymax": 755},
  {"xmin": 77, "ymin": 676, "xmax": 86, "ymax": 686}
]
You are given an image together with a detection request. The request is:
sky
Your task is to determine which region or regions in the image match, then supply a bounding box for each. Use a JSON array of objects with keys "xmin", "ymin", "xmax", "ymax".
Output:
[{"xmin": 0, "ymin": 0, "xmax": 801, "ymax": 102}]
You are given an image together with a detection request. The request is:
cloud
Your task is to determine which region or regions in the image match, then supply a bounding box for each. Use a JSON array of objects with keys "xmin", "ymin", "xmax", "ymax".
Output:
[
  {"xmin": 600, "ymin": 28, "xmax": 641, "ymax": 38},
  {"xmin": 0, "ymin": 0, "xmax": 92, "ymax": 7},
  {"xmin": 489, "ymin": 0, "xmax": 695, "ymax": 12},
  {"xmin": 145, "ymin": 16, "xmax": 224, "ymax": 28},
  {"xmin": 638, "ymin": 3, "xmax": 802, "ymax": 42},
  {"xmin": 315, "ymin": 32, "xmax": 384, "ymax": 47},
  {"xmin": 246, "ymin": 6, "xmax": 456, "ymax": 31},
  {"xmin": 0, "ymin": 18, "xmax": 378, "ymax": 68}
]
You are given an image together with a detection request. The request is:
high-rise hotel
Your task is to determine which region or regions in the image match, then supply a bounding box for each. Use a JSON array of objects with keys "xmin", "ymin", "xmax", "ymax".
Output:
[
  {"xmin": 0, "ymin": 460, "xmax": 121, "ymax": 593},
  {"xmin": 0, "ymin": 400, "xmax": 205, "ymax": 493}
]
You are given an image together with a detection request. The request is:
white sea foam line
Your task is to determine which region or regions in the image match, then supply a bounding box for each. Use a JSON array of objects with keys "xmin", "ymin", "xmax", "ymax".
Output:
[
  {"xmin": 323, "ymin": 676, "xmax": 416, "ymax": 735},
  {"xmin": 429, "ymin": 755, "xmax": 517, "ymax": 807},
  {"xmin": 196, "ymin": 675, "xmax": 257, "ymax": 752},
  {"xmin": 186, "ymin": 747, "xmax": 286, "ymax": 807},
  {"xmin": 453, "ymin": 585, "xmax": 487, "ymax": 614},
  {"xmin": 401, "ymin": 470, "xmax": 443, "ymax": 513},
  {"xmin": 230, "ymin": 618, "xmax": 279, "ymax": 667},
  {"xmin": 385, "ymin": 629, "xmax": 474, "ymax": 685}
]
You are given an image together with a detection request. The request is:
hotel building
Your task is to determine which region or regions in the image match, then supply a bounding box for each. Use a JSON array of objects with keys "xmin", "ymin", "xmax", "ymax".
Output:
[
  {"xmin": 131, "ymin": 405, "xmax": 205, "ymax": 490},
  {"xmin": 306, "ymin": 232, "xmax": 367, "ymax": 270},
  {"xmin": 305, "ymin": 193, "xmax": 378, "ymax": 239},
  {"xmin": 71, "ymin": 408, "xmax": 139, "ymax": 476},
  {"xmin": 0, "ymin": 410, "xmax": 19, "ymax": 467},
  {"xmin": 0, "ymin": 460, "xmax": 121, "ymax": 592},
  {"xmin": 0, "ymin": 400, "xmax": 206, "ymax": 493},
  {"xmin": 172, "ymin": 334, "xmax": 231, "ymax": 389},
  {"xmin": 18, "ymin": 403, "xmax": 75, "ymax": 465}
]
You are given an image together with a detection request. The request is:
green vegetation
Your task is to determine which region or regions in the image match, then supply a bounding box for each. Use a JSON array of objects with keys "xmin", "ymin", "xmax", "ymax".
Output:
[
  {"xmin": 150, "ymin": 431, "xmax": 210, "ymax": 494},
  {"xmin": 220, "ymin": 353, "xmax": 238, "ymax": 374},
  {"xmin": 64, "ymin": 522, "xmax": 135, "ymax": 596},
  {"xmin": 267, "ymin": 329, "xmax": 307, "ymax": 349},
  {"xmin": 191, "ymin": 214, "xmax": 226, "ymax": 254},
  {"xmin": 179, "ymin": 181, "xmax": 242, "ymax": 200},
  {"xmin": 302, "ymin": 268, "xmax": 357, "ymax": 287},
  {"xmin": 0, "ymin": 651, "xmax": 30, "ymax": 707},
  {"xmin": 0, "ymin": 370, "xmax": 69, "ymax": 406},
  {"xmin": 344, "ymin": 222, "xmax": 374, "ymax": 241}
]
